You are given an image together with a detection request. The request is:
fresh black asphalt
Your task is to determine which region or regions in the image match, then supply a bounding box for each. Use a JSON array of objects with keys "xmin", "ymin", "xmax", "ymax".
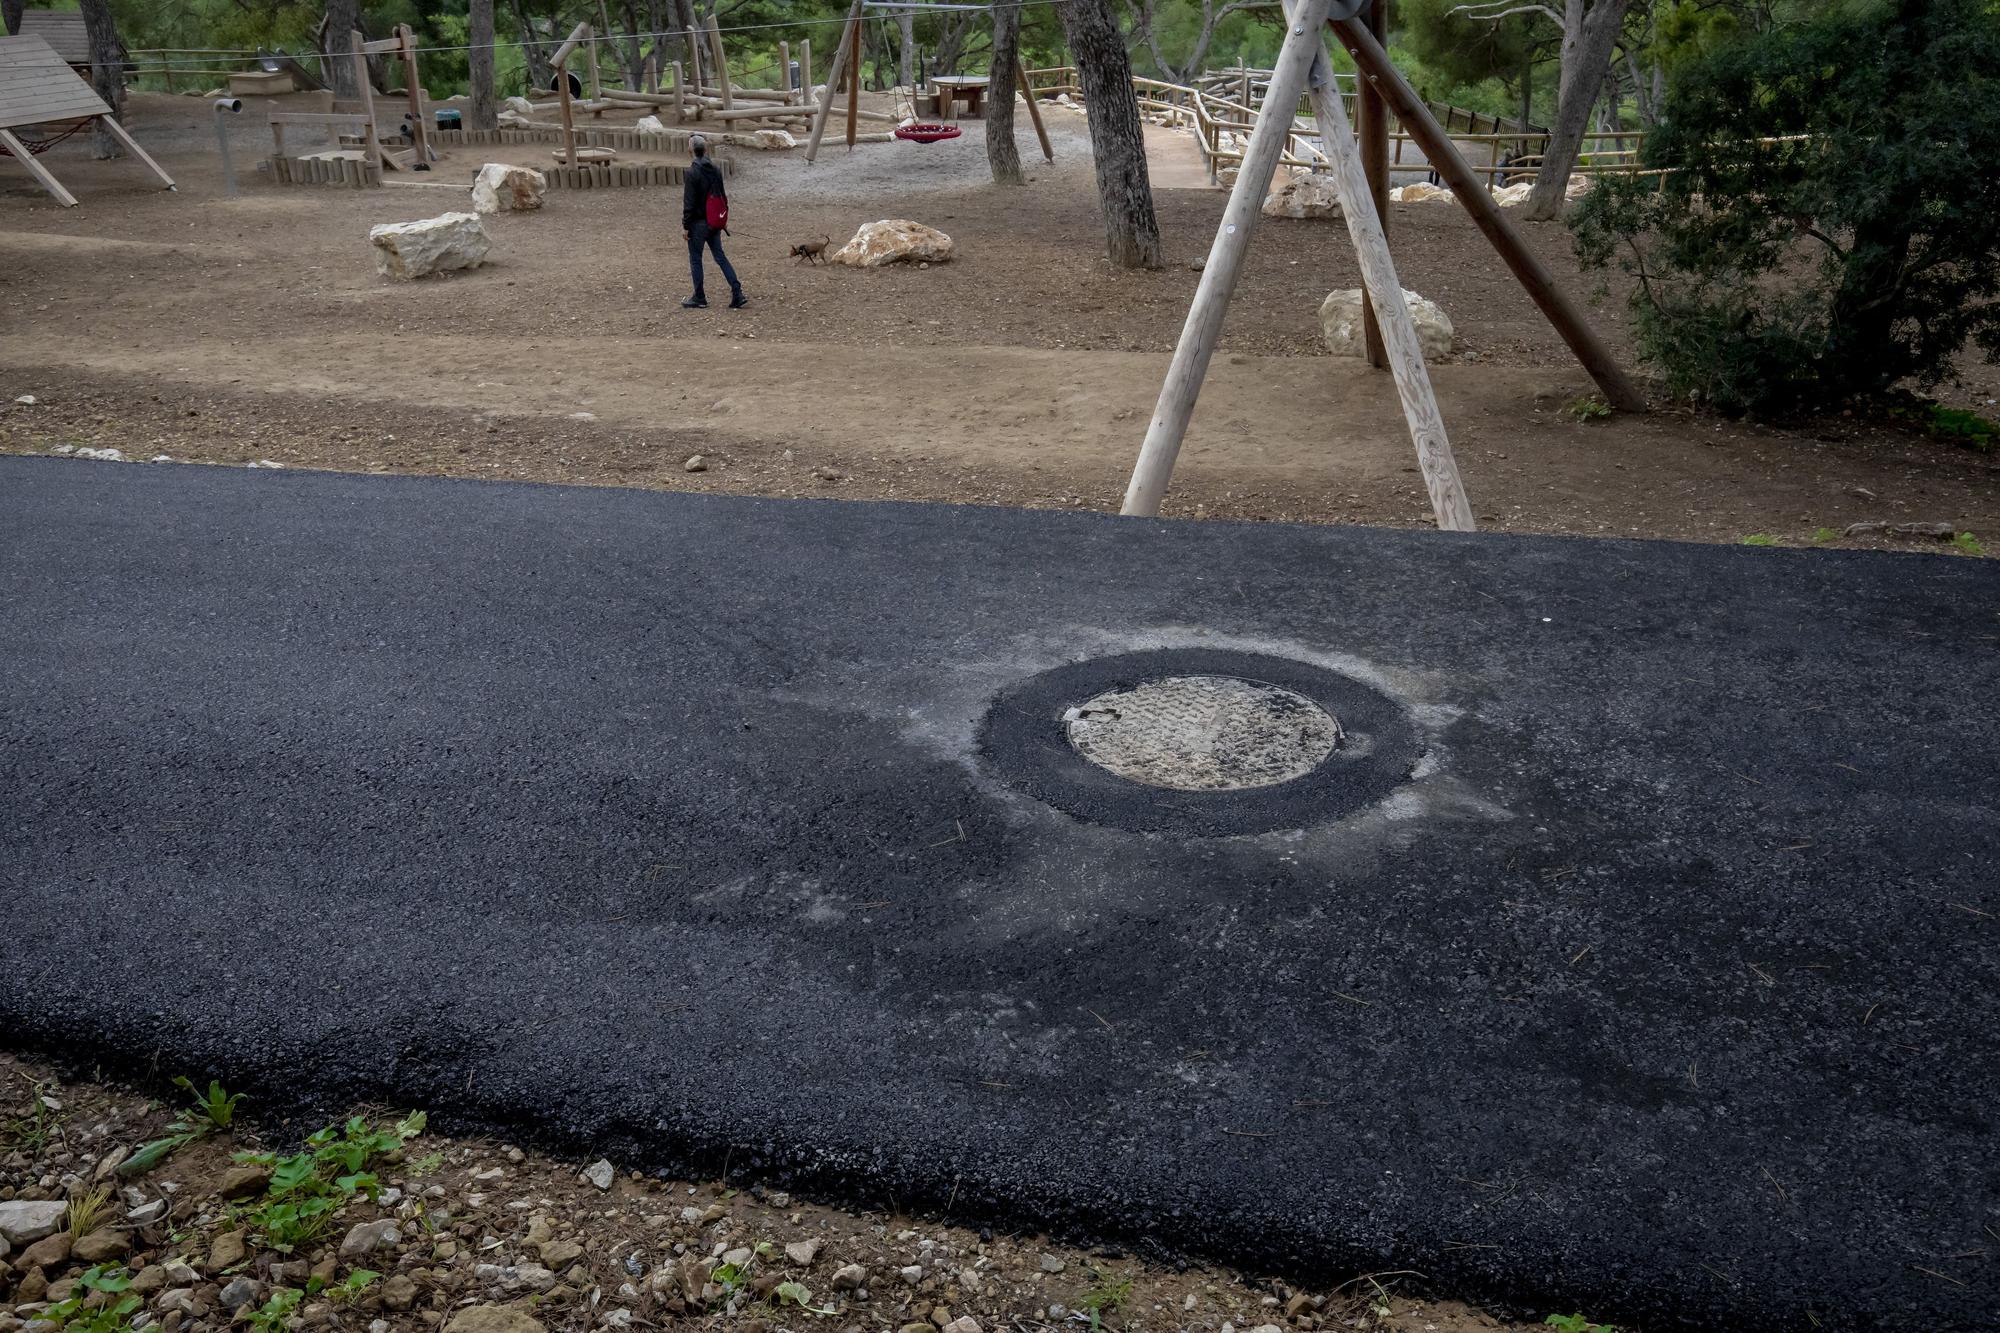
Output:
[{"xmin": 2, "ymin": 457, "xmax": 1995, "ymax": 1330}]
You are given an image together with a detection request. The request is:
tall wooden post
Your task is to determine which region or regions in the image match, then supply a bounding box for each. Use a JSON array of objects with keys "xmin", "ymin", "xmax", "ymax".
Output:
[
  {"xmin": 395, "ymin": 25, "xmax": 432, "ymax": 165},
  {"xmin": 844, "ymin": 10, "xmax": 860, "ymax": 148},
  {"xmin": 1123, "ymin": 0, "xmax": 1338, "ymax": 518},
  {"xmin": 349, "ymin": 30, "xmax": 383, "ymax": 172},
  {"xmin": 800, "ymin": 38, "xmax": 812, "ymax": 105},
  {"xmin": 1330, "ymin": 13, "xmax": 1646, "ymax": 413},
  {"xmin": 778, "ymin": 40, "xmax": 791, "ymax": 97},
  {"xmin": 1294, "ymin": 1, "xmax": 1471, "ymax": 530},
  {"xmin": 684, "ymin": 24, "xmax": 704, "ymax": 120},
  {"xmin": 552, "ymin": 22, "xmax": 591, "ymax": 167},
  {"xmin": 1017, "ymin": 60, "xmax": 1052, "ymax": 162},
  {"xmin": 706, "ymin": 14, "xmax": 732, "ymax": 109},
  {"xmin": 1355, "ymin": 0, "xmax": 1389, "ymax": 369},
  {"xmin": 804, "ymin": 0, "xmax": 863, "ymax": 163}
]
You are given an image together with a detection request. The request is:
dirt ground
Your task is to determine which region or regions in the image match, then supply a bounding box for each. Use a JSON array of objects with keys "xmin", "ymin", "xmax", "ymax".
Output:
[
  {"xmin": 1, "ymin": 92, "xmax": 1995, "ymax": 552},
  {"xmin": 0, "ymin": 1053, "xmax": 1538, "ymax": 1333}
]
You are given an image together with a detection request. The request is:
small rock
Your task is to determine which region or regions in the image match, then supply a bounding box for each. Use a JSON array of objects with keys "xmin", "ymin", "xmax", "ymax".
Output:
[
  {"xmin": 0, "ymin": 1202, "xmax": 67, "ymax": 1244},
  {"xmin": 217, "ymin": 1277, "xmax": 262, "ymax": 1311},
  {"xmin": 944, "ymin": 1320, "xmax": 981, "ymax": 1333},
  {"xmin": 1038, "ymin": 1254, "xmax": 1064, "ymax": 1273},
  {"xmin": 1283, "ymin": 1293, "xmax": 1314, "ymax": 1319},
  {"xmin": 830, "ymin": 1263, "xmax": 866, "ymax": 1291},
  {"xmin": 766, "ymin": 1192, "xmax": 790, "ymax": 1208},
  {"xmin": 723, "ymin": 1247, "xmax": 754, "ymax": 1268},
  {"xmin": 1847, "ymin": 485, "xmax": 1878, "ymax": 500},
  {"xmin": 504, "ymin": 1148, "xmax": 525, "ymax": 1164},
  {"xmin": 682, "ymin": 455, "xmax": 708, "ymax": 473},
  {"xmin": 379, "ymin": 1274, "xmax": 419, "ymax": 1311},
  {"xmin": 130, "ymin": 1265, "xmax": 168, "ymax": 1295},
  {"xmin": 538, "ymin": 1240, "xmax": 583, "ymax": 1269},
  {"xmin": 126, "ymin": 1200, "xmax": 166, "ymax": 1226},
  {"xmin": 71, "ymin": 1231, "xmax": 129, "ymax": 1263},
  {"xmin": 898, "ymin": 1325, "xmax": 932, "ymax": 1333},
  {"xmin": 215, "ymin": 1165, "xmax": 271, "ymax": 1200},
  {"xmin": 784, "ymin": 1239, "xmax": 819, "ymax": 1266},
  {"xmin": 338, "ymin": 1219, "xmax": 402, "ymax": 1260},
  {"xmin": 207, "ymin": 1231, "xmax": 247, "ymax": 1272},
  {"xmin": 12, "ymin": 394, "xmax": 37, "ymax": 405},
  {"xmin": 523, "ymin": 1217, "xmax": 553, "ymax": 1248},
  {"xmin": 163, "ymin": 1262, "xmax": 200, "ymax": 1286},
  {"xmin": 899, "ymin": 1265, "xmax": 924, "ymax": 1284},
  {"xmin": 444, "ymin": 1307, "xmax": 548, "ymax": 1333},
  {"xmin": 16, "ymin": 1235, "xmax": 70, "ymax": 1271},
  {"xmin": 369, "ymin": 1321, "xmax": 390, "ymax": 1333}
]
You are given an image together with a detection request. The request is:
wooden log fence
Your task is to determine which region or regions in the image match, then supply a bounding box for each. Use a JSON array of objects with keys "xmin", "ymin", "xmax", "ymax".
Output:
[{"xmin": 269, "ymin": 155, "xmax": 385, "ymax": 188}]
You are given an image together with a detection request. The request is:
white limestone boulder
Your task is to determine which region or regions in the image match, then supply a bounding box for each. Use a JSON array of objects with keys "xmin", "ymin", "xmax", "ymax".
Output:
[
  {"xmin": 470, "ymin": 163, "xmax": 546, "ymax": 214},
  {"xmin": 720, "ymin": 128, "xmax": 797, "ymax": 150},
  {"xmin": 635, "ymin": 114, "xmax": 669, "ymax": 135},
  {"xmin": 503, "ymin": 96, "xmax": 536, "ymax": 116},
  {"xmin": 1262, "ymin": 171, "xmax": 1343, "ymax": 219},
  {"xmin": 1391, "ymin": 181, "xmax": 1452, "ymax": 203},
  {"xmin": 370, "ymin": 212, "xmax": 492, "ymax": 280},
  {"xmin": 832, "ymin": 219, "xmax": 955, "ymax": 268},
  {"xmin": 1492, "ymin": 181, "xmax": 1535, "ymax": 206},
  {"xmin": 1319, "ymin": 287, "xmax": 1454, "ymax": 360}
]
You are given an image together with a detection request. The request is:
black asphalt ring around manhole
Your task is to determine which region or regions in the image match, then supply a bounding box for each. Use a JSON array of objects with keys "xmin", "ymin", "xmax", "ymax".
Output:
[{"xmin": 979, "ymin": 648, "xmax": 1422, "ymax": 835}]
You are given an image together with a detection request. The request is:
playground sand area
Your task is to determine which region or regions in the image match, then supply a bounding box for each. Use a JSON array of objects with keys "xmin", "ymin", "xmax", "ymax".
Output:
[{"xmin": 1, "ymin": 90, "xmax": 1996, "ymax": 551}]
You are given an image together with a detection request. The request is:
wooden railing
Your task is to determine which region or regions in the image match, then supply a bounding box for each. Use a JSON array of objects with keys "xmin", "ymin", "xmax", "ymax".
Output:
[{"xmin": 1023, "ymin": 64, "xmax": 1643, "ymax": 189}]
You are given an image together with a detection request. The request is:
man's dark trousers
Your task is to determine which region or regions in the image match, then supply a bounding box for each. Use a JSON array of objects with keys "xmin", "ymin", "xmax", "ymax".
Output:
[{"xmin": 687, "ymin": 221, "xmax": 742, "ymax": 305}]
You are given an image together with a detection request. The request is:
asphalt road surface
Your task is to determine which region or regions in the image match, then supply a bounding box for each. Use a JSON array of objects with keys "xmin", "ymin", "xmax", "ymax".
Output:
[{"xmin": 2, "ymin": 458, "xmax": 1994, "ymax": 1331}]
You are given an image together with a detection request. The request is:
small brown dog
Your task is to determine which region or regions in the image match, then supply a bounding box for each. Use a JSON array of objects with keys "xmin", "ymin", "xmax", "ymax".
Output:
[{"xmin": 789, "ymin": 234, "xmax": 832, "ymax": 265}]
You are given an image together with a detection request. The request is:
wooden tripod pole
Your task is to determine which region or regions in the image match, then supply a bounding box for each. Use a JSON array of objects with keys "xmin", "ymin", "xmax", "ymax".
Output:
[
  {"xmin": 804, "ymin": 0, "xmax": 864, "ymax": 163},
  {"xmin": 1330, "ymin": 14, "xmax": 1646, "ymax": 414},
  {"xmin": 1123, "ymin": 0, "xmax": 1337, "ymax": 518},
  {"xmin": 1355, "ymin": 0, "xmax": 1389, "ymax": 369},
  {"xmin": 1293, "ymin": 1, "xmax": 1472, "ymax": 530}
]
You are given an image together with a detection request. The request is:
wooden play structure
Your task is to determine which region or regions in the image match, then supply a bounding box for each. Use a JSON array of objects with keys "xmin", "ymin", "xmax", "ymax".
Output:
[
  {"xmin": 266, "ymin": 24, "xmax": 436, "ymax": 181},
  {"xmin": 14, "ymin": 11, "xmax": 86, "ymax": 70},
  {"xmin": 805, "ymin": 0, "xmax": 1052, "ymax": 165},
  {"xmin": 1123, "ymin": 0, "xmax": 1644, "ymax": 532},
  {"xmin": 0, "ymin": 34, "xmax": 174, "ymax": 207}
]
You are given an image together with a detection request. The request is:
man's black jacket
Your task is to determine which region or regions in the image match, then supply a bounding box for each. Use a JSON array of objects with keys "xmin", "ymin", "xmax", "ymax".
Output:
[{"xmin": 682, "ymin": 158, "xmax": 726, "ymax": 232}]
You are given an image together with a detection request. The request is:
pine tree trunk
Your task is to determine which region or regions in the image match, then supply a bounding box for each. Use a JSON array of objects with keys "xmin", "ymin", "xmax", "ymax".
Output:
[
  {"xmin": 1059, "ymin": 0, "xmax": 1162, "ymax": 268},
  {"xmin": 986, "ymin": 2, "xmax": 1025, "ymax": 184},
  {"xmin": 511, "ymin": 0, "xmax": 554, "ymax": 92},
  {"xmin": 78, "ymin": 0, "xmax": 123, "ymax": 160},
  {"xmin": 1522, "ymin": 0, "xmax": 1629, "ymax": 221},
  {"xmin": 469, "ymin": 0, "xmax": 498, "ymax": 129},
  {"xmin": 324, "ymin": 0, "xmax": 364, "ymax": 99},
  {"xmin": 899, "ymin": 10, "xmax": 914, "ymax": 89},
  {"xmin": 2, "ymin": 1, "xmax": 24, "ymax": 38}
]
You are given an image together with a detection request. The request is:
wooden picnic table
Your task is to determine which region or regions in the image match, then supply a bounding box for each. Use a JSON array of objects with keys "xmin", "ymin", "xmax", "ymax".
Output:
[{"xmin": 930, "ymin": 75, "xmax": 988, "ymax": 120}]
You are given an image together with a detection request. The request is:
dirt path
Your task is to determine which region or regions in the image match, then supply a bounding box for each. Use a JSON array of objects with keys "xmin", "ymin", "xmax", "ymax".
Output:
[{"xmin": 2, "ymin": 93, "xmax": 1996, "ymax": 551}]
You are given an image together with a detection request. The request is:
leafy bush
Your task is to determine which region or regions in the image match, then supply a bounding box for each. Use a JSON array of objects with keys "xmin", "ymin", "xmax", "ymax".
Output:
[
  {"xmin": 233, "ymin": 1112, "xmax": 426, "ymax": 1252},
  {"xmin": 1571, "ymin": 0, "xmax": 2000, "ymax": 416}
]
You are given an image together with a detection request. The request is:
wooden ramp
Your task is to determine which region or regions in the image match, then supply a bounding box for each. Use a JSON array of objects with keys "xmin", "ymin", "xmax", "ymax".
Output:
[{"xmin": 0, "ymin": 34, "xmax": 174, "ymax": 207}]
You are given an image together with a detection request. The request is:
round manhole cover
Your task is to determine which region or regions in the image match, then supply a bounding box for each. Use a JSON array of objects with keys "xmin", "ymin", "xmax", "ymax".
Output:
[
  {"xmin": 979, "ymin": 648, "xmax": 1422, "ymax": 836},
  {"xmin": 1064, "ymin": 676, "xmax": 1340, "ymax": 791}
]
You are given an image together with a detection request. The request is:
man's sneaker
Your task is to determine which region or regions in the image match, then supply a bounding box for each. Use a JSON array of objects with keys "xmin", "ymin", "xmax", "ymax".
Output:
[
  {"xmin": 681, "ymin": 296, "xmax": 707, "ymax": 309},
  {"xmin": 728, "ymin": 294, "xmax": 749, "ymax": 309}
]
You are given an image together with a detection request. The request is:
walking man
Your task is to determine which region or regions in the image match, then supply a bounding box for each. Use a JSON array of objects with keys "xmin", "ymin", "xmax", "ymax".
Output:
[{"xmin": 682, "ymin": 134, "xmax": 746, "ymax": 309}]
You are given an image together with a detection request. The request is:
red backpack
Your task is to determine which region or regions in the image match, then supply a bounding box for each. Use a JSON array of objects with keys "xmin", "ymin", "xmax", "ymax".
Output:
[{"xmin": 702, "ymin": 164, "xmax": 728, "ymax": 232}]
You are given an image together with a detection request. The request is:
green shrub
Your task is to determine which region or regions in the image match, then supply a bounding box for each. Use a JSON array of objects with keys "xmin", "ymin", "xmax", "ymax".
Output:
[{"xmin": 1571, "ymin": 0, "xmax": 2000, "ymax": 416}]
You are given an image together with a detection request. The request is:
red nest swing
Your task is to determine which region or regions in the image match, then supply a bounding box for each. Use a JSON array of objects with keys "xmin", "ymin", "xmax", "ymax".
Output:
[{"xmin": 895, "ymin": 122, "xmax": 962, "ymax": 144}]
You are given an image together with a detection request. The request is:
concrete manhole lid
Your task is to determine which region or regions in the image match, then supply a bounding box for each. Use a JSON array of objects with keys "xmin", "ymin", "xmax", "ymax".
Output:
[{"xmin": 1064, "ymin": 676, "xmax": 1340, "ymax": 791}]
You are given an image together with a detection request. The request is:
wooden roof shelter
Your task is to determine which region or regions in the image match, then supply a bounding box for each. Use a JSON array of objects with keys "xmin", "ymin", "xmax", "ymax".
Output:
[
  {"xmin": 0, "ymin": 34, "xmax": 173, "ymax": 207},
  {"xmin": 15, "ymin": 11, "xmax": 88, "ymax": 66}
]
